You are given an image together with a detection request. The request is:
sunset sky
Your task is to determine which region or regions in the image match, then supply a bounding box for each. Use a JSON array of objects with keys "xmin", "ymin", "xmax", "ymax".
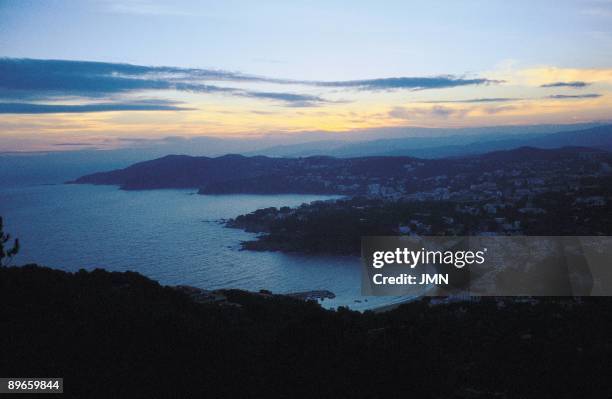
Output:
[{"xmin": 1, "ymin": 0, "xmax": 612, "ymax": 151}]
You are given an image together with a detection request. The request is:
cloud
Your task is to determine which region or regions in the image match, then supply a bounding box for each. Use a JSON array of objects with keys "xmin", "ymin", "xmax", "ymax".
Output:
[
  {"xmin": 0, "ymin": 58, "xmax": 496, "ymax": 110},
  {"xmin": 53, "ymin": 142, "xmax": 98, "ymax": 146},
  {"xmin": 389, "ymin": 105, "xmax": 469, "ymax": 120},
  {"xmin": 423, "ymin": 97, "xmax": 518, "ymax": 103},
  {"xmin": 548, "ymin": 94, "xmax": 602, "ymax": 99},
  {"xmin": 540, "ymin": 81, "xmax": 590, "ymax": 88},
  {"xmin": 483, "ymin": 105, "xmax": 517, "ymax": 114},
  {"xmin": 0, "ymin": 58, "xmax": 251, "ymax": 98},
  {"xmin": 314, "ymin": 76, "xmax": 498, "ymax": 91},
  {"xmin": 0, "ymin": 58, "xmax": 335, "ymax": 108},
  {"xmin": 241, "ymin": 92, "xmax": 326, "ymax": 107},
  {"xmin": 388, "ymin": 107, "xmax": 413, "ymax": 119},
  {"xmin": 508, "ymin": 66, "xmax": 612, "ymax": 87},
  {"xmin": 429, "ymin": 105, "xmax": 458, "ymax": 118},
  {"xmin": 0, "ymin": 101, "xmax": 194, "ymax": 114}
]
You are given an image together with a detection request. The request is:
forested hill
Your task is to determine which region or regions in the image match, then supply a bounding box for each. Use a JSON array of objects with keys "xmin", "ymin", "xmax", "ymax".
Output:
[
  {"xmin": 70, "ymin": 146, "xmax": 611, "ymax": 195},
  {"xmin": 70, "ymin": 153, "xmax": 421, "ymax": 193},
  {"xmin": 3, "ymin": 264, "xmax": 612, "ymax": 398}
]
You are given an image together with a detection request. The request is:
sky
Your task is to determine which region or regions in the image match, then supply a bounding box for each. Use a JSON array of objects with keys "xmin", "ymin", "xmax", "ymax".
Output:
[{"xmin": 1, "ymin": 0, "xmax": 612, "ymax": 151}]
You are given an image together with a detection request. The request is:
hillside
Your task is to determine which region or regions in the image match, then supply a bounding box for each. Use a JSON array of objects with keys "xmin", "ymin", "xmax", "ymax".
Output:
[
  {"xmin": 71, "ymin": 146, "xmax": 611, "ymax": 195},
  {"xmin": 3, "ymin": 264, "xmax": 612, "ymax": 398}
]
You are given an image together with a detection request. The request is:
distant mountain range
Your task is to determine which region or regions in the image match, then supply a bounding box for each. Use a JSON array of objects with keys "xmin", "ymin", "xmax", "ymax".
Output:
[
  {"xmin": 2, "ymin": 123, "xmax": 610, "ymax": 187},
  {"xmin": 249, "ymin": 125, "xmax": 612, "ymax": 158},
  {"xmin": 72, "ymin": 145, "xmax": 611, "ymax": 194}
]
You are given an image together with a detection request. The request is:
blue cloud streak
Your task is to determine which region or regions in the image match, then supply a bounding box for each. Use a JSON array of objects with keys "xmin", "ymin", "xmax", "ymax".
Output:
[
  {"xmin": 540, "ymin": 81, "xmax": 589, "ymax": 88},
  {"xmin": 0, "ymin": 101, "xmax": 194, "ymax": 114},
  {"xmin": 0, "ymin": 58, "xmax": 496, "ymax": 110}
]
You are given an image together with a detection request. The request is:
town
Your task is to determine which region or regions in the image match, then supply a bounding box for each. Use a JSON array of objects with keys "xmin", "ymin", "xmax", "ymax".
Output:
[{"xmin": 227, "ymin": 146, "xmax": 612, "ymax": 255}]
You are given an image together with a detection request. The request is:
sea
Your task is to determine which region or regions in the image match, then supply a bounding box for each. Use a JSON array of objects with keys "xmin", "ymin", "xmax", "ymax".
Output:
[{"xmin": 0, "ymin": 183, "xmax": 412, "ymax": 310}]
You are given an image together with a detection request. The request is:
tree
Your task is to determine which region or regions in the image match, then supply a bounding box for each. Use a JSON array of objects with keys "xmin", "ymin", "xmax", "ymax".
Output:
[{"xmin": 0, "ymin": 216, "xmax": 19, "ymax": 267}]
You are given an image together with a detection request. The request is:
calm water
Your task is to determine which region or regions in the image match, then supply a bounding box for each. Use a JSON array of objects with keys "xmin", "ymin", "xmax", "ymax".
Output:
[{"xmin": 0, "ymin": 184, "xmax": 410, "ymax": 310}]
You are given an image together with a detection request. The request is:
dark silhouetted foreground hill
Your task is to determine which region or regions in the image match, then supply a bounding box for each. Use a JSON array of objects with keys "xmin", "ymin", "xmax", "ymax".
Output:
[{"xmin": 2, "ymin": 265, "xmax": 612, "ymax": 398}]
